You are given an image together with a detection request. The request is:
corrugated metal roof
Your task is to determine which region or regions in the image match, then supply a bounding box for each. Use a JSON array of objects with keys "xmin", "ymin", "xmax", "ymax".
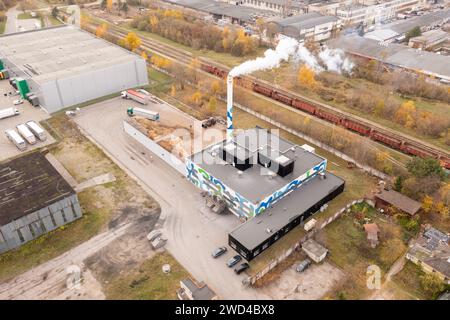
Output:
[
  {"xmin": 383, "ymin": 9, "xmax": 450, "ymax": 35},
  {"xmin": 328, "ymin": 35, "xmax": 450, "ymax": 80},
  {"xmin": 271, "ymin": 12, "xmax": 338, "ymax": 29}
]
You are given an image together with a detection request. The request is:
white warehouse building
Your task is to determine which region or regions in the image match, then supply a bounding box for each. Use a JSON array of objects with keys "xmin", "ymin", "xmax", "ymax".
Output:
[{"xmin": 0, "ymin": 25, "xmax": 148, "ymax": 113}]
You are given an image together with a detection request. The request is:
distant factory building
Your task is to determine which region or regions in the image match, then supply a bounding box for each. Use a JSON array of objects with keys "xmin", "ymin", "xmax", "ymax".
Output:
[
  {"xmin": 239, "ymin": 0, "xmax": 303, "ymax": 15},
  {"xmin": 329, "ymin": 34, "xmax": 450, "ymax": 82},
  {"xmin": 0, "ymin": 25, "xmax": 148, "ymax": 113},
  {"xmin": 267, "ymin": 12, "xmax": 340, "ymax": 42},
  {"xmin": 364, "ymin": 8, "xmax": 450, "ymax": 42},
  {"xmin": 335, "ymin": 0, "xmax": 427, "ymax": 26},
  {"xmin": 0, "ymin": 152, "xmax": 82, "ymax": 254},
  {"xmin": 408, "ymin": 29, "xmax": 449, "ymax": 50},
  {"xmin": 162, "ymin": 0, "xmax": 275, "ymax": 25},
  {"xmin": 187, "ymin": 127, "xmax": 344, "ymax": 260}
]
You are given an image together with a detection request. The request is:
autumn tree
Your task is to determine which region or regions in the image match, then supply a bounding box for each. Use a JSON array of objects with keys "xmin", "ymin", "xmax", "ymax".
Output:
[
  {"xmin": 420, "ymin": 273, "xmax": 444, "ymax": 297},
  {"xmin": 106, "ymin": 0, "xmax": 113, "ymax": 11},
  {"xmin": 170, "ymin": 84, "xmax": 176, "ymax": 97},
  {"xmin": 422, "ymin": 195, "xmax": 433, "ymax": 213},
  {"xmin": 190, "ymin": 90, "xmax": 202, "ymax": 106},
  {"xmin": 121, "ymin": 32, "xmax": 141, "ymax": 51},
  {"xmin": 208, "ymin": 96, "xmax": 217, "ymax": 114},
  {"xmin": 210, "ymin": 80, "xmax": 221, "ymax": 96},
  {"xmin": 95, "ymin": 23, "xmax": 108, "ymax": 38},
  {"xmin": 297, "ymin": 65, "xmax": 317, "ymax": 89},
  {"xmin": 395, "ymin": 100, "xmax": 416, "ymax": 128}
]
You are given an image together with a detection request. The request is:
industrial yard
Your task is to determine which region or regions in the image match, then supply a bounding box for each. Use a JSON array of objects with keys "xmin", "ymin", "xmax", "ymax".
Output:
[{"xmin": 0, "ymin": 0, "xmax": 449, "ymax": 307}]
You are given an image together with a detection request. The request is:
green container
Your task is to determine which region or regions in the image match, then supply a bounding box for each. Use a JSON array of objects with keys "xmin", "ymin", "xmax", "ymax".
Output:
[
  {"xmin": 16, "ymin": 77, "xmax": 30, "ymax": 99},
  {"xmin": 0, "ymin": 60, "xmax": 3, "ymax": 70}
]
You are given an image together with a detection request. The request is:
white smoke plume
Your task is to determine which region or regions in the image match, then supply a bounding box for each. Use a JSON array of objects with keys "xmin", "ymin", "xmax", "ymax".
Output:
[
  {"xmin": 229, "ymin": 37, "xmax": 299, "ymax": 77},
  {"xmin": 229, "ymin": 36, "xmax": 353, "ymax": 77},
  {"xmin": 318, "ymin": 47, "xmax": 354, "ymax": 74}
]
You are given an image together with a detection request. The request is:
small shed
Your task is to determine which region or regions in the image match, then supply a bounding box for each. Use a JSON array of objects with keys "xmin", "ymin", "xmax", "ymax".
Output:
[
  {"xmin": 374, "ymin": 189, "xmax": 421, "ymax": 216},
  {"xmin": 302, "ymin": 239, "xmax": 328, "ymax": 263},
  {"xmin": 364, "ymin": 223, "xmax": 380, "ymax": 248}
]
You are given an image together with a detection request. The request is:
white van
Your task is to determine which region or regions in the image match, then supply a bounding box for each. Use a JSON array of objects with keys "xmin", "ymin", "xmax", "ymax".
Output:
[
  {"xmin": 5, "ymin": 129, "xmax": 27, "ymax": 150},
  {"xmin": 16, "ymin": 124, "xmax": 37, "ymax": 144},
  {"xmin": 26, "ymin": 121, "xmax": 47, "ymax": 141}
]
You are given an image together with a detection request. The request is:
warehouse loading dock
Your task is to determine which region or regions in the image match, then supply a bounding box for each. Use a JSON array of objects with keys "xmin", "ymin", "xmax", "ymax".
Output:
[{"xmin": 0, "ymin": 25, "xmax": 148, "ymax": 113}]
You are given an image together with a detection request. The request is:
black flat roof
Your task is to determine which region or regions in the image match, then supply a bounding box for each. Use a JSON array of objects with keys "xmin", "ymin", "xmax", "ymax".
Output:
[
  {"xmin": 0, "ymin": 152, "xmax": 75, "ymax": 226},
  {"xmin": 229, "ymin": 172, "xmax": 344, "ymax": 251}
]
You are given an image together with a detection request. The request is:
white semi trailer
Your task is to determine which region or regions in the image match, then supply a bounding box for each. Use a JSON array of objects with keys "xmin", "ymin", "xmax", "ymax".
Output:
[
  {"xmin": 26, "ymin": 121, "xmax": 47, "ymax": 141},
  {"xmin": 16, "ymin": 124, "xmax": 37, "ymax": 144},
  {"xmin": 0, "ymin": 107, "xmax": 20, "ymax": 120},
  {"xmin": 5, "ymin": 129, "xmax": 26, "ymax": 150},
  {"xmin": 127, "ymin": 107, "xmax": 160, "ymax": 121},
  {"xmin": 121, "ymin": 89, "xmax": 148, "ymax": 105}
]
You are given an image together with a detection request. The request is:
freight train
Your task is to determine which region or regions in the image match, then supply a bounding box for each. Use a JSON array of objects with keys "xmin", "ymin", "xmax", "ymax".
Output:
[{"xmin": 200, "ymin": 63, "xmax": 450, "ymax": 170}]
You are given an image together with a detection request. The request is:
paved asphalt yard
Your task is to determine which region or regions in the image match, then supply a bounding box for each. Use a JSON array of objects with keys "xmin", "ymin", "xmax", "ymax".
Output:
[{"xmin": 74, "ymin": 97, "xmax": 272, "ymax": 299}]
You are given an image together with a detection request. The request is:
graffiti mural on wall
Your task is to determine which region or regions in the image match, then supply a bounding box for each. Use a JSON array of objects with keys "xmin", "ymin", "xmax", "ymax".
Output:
[
  {"xmin": 186, "ymin": 159, "xmax": 256, "ymax": 217},
  {"xmin": 255, "ymin": 160, "xmax": 327, "ymax": 214},
  {"xmin": 186, "ymin": 158, "xmax": 327, "ymax": 218}
]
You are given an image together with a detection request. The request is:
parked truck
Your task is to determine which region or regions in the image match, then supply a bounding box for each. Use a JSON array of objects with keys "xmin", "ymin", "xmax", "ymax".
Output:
[
  {"xmin": 0, "ymin": 107, "xmax": 19, "ymax": 120},
  {"xmin": 127, "ymin": 107, "xmax": 160, "ymax": 121},
  {"xmin": 16, "ymin": 124, "xmax": 36, "ymax": 144},
  {"xmin": 5, "ymin": 129, "xmax": 26, "ymax": 150},
  {"xmin": 26, "ymin": 121, "xmax": 47, "ymax": 141},
  {"xmin": 121, "ymin": 89, "xmax": 148, "ymax": 105}
]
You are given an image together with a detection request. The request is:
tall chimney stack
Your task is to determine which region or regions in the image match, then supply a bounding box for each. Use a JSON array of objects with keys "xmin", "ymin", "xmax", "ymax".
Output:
[{"xmin": 226, "ymin": 74, "xmax": 233, "ymax": 141}]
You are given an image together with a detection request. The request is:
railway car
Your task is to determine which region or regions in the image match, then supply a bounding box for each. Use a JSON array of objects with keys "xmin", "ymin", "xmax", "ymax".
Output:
[
  {"xmin": 315, "ymin": 109, "xmax": 343, "ymax": 125},
  {"xmin": 370, "ymin": 131, "xmax": 403, "ymax": 149},
  {"xmin": 271, "ymin": 91, "xmax": 293, "ymax": 105},
  {"xmin": 401, "ymin": 143, "xmax": 435, "ymax": 159},
  {"xmin": 342, "ymin": 119, "xmax": 372, "ymax": 136},
  {"xmin": 291, "ymin": 99, "xmax": 317, "ymax": 115},
  {"xmin": 253, "ymin": 83, "xmax": 273, "ymax": 97}
]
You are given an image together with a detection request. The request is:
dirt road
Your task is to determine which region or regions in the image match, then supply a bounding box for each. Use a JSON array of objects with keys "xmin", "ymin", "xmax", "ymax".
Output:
[{"xmin": 0, "ymin": 223, "xmax": 131, "ymax": 300}]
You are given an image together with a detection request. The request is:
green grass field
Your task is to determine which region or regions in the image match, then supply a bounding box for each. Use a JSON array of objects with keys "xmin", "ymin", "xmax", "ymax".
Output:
[
  {"xmin": 17, "ymin": 12, "xmax": 33, "ymax": 19},
  {"xmin": 0, "ymin": 19, "xmax": 6, "ymax": 34},
  {"xmin": 105, "ymin": 252, "xmax": 190, "ymax": 300}
]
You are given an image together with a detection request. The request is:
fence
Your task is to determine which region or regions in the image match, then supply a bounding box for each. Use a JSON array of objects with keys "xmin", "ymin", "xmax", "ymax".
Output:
[
  {"xmin": 245, "ymin": 198, "xmax": 365, "ymax": 286},
  {"xmin": 123, "ymin": 120, "xmax": 187, "ymax": 175}
]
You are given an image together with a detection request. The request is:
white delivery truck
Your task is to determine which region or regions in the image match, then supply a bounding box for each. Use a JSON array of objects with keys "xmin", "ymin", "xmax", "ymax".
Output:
[
  {"xmin": 0, "ymin": 107, "xmax": 20, "ymax": 120},
  {"xmin": 5, "ymin": 129, "xmax": 27, "ymax": 150},
  {"xmin": 127, "ymin": 107, "xmax": 160, "ymax": 121},
  {"xmin": 26, "ymin": 121, "xmax": 47, "ymax": 141},
  {"xmin": 121, "ymin": 89, "xmax": 149, "ymax": 105},
  {"xmin": 16, "ymin": 124, "xmax": 37, "ymax": 144}
]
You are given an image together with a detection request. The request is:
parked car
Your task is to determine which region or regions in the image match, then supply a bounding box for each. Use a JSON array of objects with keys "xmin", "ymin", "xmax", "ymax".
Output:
[
  {"xmin": 226, "ymin": 255, "xmax": 242, "ymax": 267},
  {"xmin": 13, "ymin": 99, "xmax": 23, "ymax": 105},
  {"xmin": 234, "ymin": 263, "xmax": 249, "ymax": 274},
  {"xmin": 212, "ymin": 246, "xmax": 227, "ymax": 258},
  {"xmin": 296, "ymin": 259, "xmax": 311, "ymax": 273}
]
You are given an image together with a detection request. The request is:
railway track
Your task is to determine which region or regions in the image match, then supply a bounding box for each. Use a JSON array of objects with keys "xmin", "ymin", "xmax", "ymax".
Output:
[{"xmin": 83, "ymin": 19, "xmax": 450, "ymax": 169}]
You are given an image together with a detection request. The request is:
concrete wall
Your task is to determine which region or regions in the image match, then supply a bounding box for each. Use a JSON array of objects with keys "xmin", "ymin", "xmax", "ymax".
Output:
[
  {"xmin": 0, "ymin": 194, "xmax": 82, "ymax": 254},
  {"xmin": 41, "ymin": 58, "xmax": 148, "ymax": 113},
  {"xmin": 123, "ymin": 120, "xmax": 187, "ymax": 175}
]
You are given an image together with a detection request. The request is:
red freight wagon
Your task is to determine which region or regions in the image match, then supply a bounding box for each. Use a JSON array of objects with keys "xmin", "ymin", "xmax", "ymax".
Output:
[
  {"xmin": 316, "ymin": 109, "xmax": 342, "ymax": 125},
  {"xmin": 272, "ymin": 91, "xmax": 293, "ymax": 105},
  {"xmin": 342, "ymin": 119, "xmax": 371, "ymax": 136},
  {"xmin": 292, "ymin": 99, "xmax": 317, "ymax": 114},
  {"xmin": 253, "ymin": 84, "xmax": 273, "ymax": 97},
  {"xmin": 370, "ymin": 131, "xmax": 402, "ymax": 148}
]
